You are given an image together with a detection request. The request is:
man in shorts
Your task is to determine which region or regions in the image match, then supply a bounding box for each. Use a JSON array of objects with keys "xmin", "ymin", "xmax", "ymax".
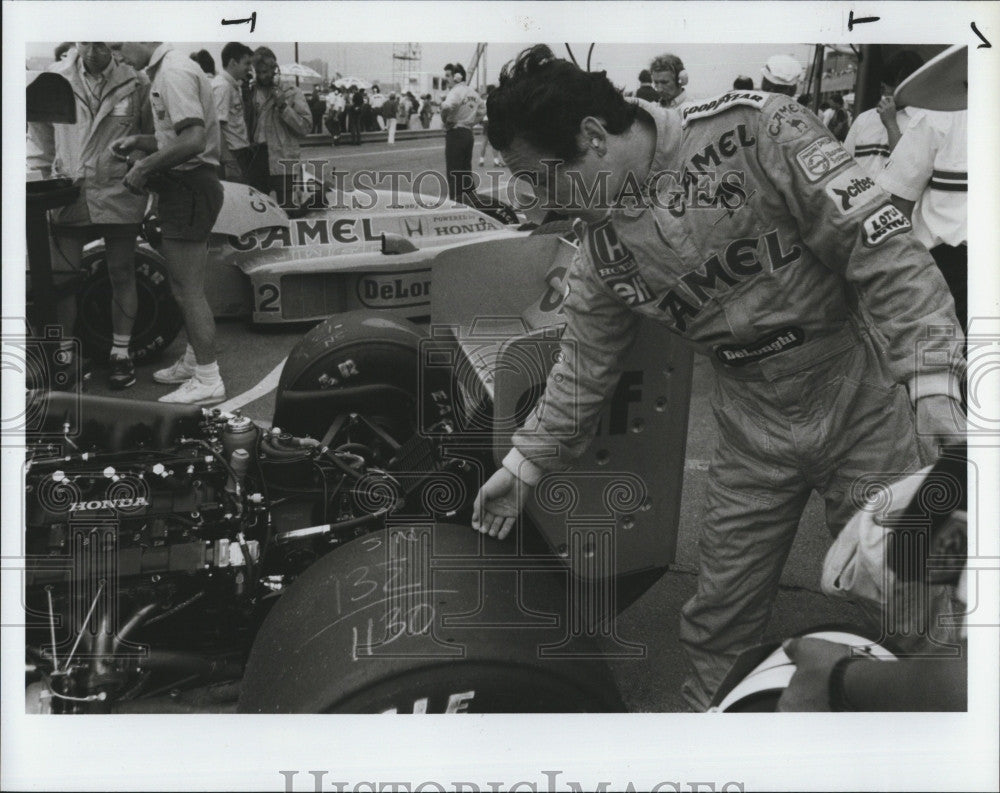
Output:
[
  {"xmin": 27, "ymin": 41, "xmax": 151, "ymax": 390},
  {"xmin": 112, "ymin": 42, "xmax": 227, "ymax": 405}
]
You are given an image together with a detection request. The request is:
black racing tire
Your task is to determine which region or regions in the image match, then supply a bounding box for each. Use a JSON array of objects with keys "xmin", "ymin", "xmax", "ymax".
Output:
[
  {"xmin": 273, "ymin": 310, "xmax": 454, "ymax": 440},
  {"xmin": 239, "ymin": 523, "xmax": 625, "ymax": 713},
  {"xmin": 75, "ymin": 246, "xmax": 182, "ymax": 364}
]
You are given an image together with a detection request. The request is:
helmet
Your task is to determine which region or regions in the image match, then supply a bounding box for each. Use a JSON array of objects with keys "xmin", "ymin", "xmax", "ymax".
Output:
[{"xmin": 708, "ymin": 628, "xmax": 897, "ymax": 712}]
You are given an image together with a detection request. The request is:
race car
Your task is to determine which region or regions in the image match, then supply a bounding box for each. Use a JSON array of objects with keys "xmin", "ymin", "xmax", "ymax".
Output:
[
  {"xmin": 74, "ymin": 178, "xmax": 545, "ymax": 362},
  {"xmin": 23, "ymin": 228, "xmax": 695, "ymax": 714}
]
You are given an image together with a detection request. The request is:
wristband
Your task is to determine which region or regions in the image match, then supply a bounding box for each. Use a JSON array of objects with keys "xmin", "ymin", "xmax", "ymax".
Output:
[{"xmin": 828, "ymin": 656, "xmax": 860, "ymax": 711}]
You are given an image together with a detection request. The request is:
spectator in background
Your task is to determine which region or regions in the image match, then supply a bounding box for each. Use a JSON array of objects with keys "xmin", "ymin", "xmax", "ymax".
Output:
[
  {"xmin": 348, "ymin": 88, "xmax": 365, "ymax": 144},
  {"xmin": 419, "ymin": 93, "xmax": 434, "ymax": 129},
  {"xmin": 879, "ymin": 107, "xmax": 968, "ymax": 332},
  {"xmin": 405, "ymin": 92, "xmax": 420, "ymax": 122},
  {"xmin": 635, "ymin": 69, "xmax": 660, "ymax": 102},
  {"xmin": 246, "ymin": 46, "xmax": 312, "ymax": 205},
  {"xmin": 54, "ymin": 42, "xmax": 74, "ymax": 62},
  {"xmin": 760, "ymin": 54, "xmax": 802, "ymax": 96},
  {"xmin": 383, "ymin": 92, "xmax": 399, "ymax": 143},
  {"xmin": 190, "ymin": 49, "xmax": 215, "ymax": 77},
  {"xmin": 212, "ymin": 41, "xmax": 254, "ymax": 182},
  {"xmin": 797, "ymin": 93, "xmax": 813, "ymax": 107},
  {"xmin": 361, "ymin": 90, "xmax": 378, "ymax": 132},
  {"xmin": 732, "ymin": 75, "xmax": 754, "ymax": 90},
  {"xmin": 818, "ymin": 99, "xmax": 834, "ymax": 126},
  {"xmin": 27, "ymin": 41, "xmax": 151, "ymax": 390},
  {"xmin": 440, "ymin": 62, "xmax": 486, "ymax": 203},
  {"xmin": 369, "ymin": 85, "xmax": 387, "ymax": 130},
  {"xmin": 308, "ymin": 91, "xmax": 326, "ymax": 134},
  {"xmin": 844, "ymin": 50, "xmax": 925, "ymax": 176},
  {"xmin": 827, "ymin": 94, "xmax": 851, "ymax": 141},
  {"xmin": 325, "ymin": 88, "xmax": 345, "ymax": 137},
  {"xmin": 396, "ymin": 89, "xmax": 412, "ymax": 130},
  {"xmin": 113, "ymin": 42, "xmax": 227, "ymax": 405},
  {"xmin": 650, "ymin": 53, "xmax": 688, "ymax": 107}
]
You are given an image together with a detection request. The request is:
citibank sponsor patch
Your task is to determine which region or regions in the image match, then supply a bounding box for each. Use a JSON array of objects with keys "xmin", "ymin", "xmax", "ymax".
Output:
[
  {"xmin": 861, "ymin": 204, "xmax": 911, "ymax": 247},
  {"xmin": 715, "ymin": 327, "xmax": 804, "ymax": 367},
  {"xmin": 794, "ymin": 137, "xmax": 851, "ymax": 183},
  {"xmin": 823, "ymin": 168, "xmax": 881, "ymax": 215}
]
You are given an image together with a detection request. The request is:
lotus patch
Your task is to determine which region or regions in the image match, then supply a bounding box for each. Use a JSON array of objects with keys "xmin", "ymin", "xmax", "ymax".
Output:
[
  {"xmin": 861, "ymin": 204, "xmax": 911, "ymax": 247},
  {"xmin": 795, "ymin": 137, "xmax": 851, "ymax": 183},
  {"xmin": 824, "ymin": 168, "xmax": 881, "ymax": 215},
  {"xmin": 681, "ymin": 91, "xmax": 768, "ymax": 127},
  {"xmin": 715, "ymin": 327, "xmax": 804, "ymax": 367}
]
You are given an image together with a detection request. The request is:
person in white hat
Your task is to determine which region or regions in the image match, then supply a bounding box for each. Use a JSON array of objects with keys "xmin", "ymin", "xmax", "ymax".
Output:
[{"xmin": 761, "ymin": 54, "xmax": 803, "ymax": 96}]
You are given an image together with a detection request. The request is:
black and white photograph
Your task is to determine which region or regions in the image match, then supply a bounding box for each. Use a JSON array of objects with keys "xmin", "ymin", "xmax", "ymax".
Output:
[{"xmin": 3, "ymin": 2, "xmax": 998, "ymax": 791}]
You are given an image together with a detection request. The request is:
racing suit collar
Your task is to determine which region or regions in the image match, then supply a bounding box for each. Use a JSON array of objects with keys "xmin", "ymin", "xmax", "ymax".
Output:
[
  {"xmin": 570, "ymin": 100, "xmax": 681, "ymax": 234},
  {"xmin": 626, "ymin": 98, "xmax": 684, "ymax": 207}
]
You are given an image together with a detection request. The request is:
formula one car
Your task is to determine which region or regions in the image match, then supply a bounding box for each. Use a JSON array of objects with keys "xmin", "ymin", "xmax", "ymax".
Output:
[
  {"xmin": 23, "ymin": 229, "xmax": 695, "ymax": 714},
  {"xmin": 74, "ymin": 179, "xmax": 541, "ymax": 363}
]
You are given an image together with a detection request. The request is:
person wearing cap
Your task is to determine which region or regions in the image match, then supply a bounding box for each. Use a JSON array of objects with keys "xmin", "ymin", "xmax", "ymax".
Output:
[
  {"xmin": 844, "ymin": 50, "xmax": 925, "ymax": 177},
  {"xmin": 650, "ymin": 53, "xmax": 689, "ymax": 107},
  {"xmin": 761, "ymin": 54, "xmax": 803, "ymax": 96},
  {"xmin": 732, "ymin": 75, "xmax": 754, "ymax": 90}
]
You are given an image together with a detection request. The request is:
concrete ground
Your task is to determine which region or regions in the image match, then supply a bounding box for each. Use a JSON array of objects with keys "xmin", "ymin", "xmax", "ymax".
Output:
[{"xmin": 81, "ymin": 136, "xmax": 868, "ymax": 711}]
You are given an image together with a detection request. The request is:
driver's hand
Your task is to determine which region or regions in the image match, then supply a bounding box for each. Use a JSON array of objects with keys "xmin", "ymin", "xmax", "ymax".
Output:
[
  {"xmin": 777, "ymin": 637, "xmax": 852, "ymax": 712},
  {"xmin": 472, "ymin": 467, "xmax": 531, "ymax": 540}
]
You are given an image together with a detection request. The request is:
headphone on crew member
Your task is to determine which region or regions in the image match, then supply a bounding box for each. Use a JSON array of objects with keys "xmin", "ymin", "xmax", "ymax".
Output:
[{"xmin": 652, "ymin": 55, "xmax": 688, "ymax": 91}]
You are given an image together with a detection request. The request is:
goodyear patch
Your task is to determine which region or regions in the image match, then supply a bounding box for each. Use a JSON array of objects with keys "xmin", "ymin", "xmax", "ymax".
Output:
[
  {"xmin": 823, "ymin": 168, "xmax": 881, "ymax": 216},
  {"xmin": 681, "ymin": 91, "xmax": 768, "ymax": 127},
  {"xmin": 765, "ymin": 103, "xmax": 810, "ymax": 143},
  {"xmin": 715, "ymin": 327, "xmax": 804, "ymax": 367},
  {"xmin": 795, "ymin": 137, "xmax": 851, "ymax": 183},
  {"xmin": 861, "ymin": 204, "xmax": 911, "ymax": 247}
]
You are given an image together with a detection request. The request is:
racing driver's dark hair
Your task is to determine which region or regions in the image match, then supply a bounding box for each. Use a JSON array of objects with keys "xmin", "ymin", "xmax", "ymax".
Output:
[{"xmin": 487, "ymin": 44, "xmax": 639, "ymax": 163}]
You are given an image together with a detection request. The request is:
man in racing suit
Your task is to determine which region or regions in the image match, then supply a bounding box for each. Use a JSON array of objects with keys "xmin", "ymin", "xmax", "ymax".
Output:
[{"xmin": 477, "ymin": 57, "xmax": 965, "ymax": 710}]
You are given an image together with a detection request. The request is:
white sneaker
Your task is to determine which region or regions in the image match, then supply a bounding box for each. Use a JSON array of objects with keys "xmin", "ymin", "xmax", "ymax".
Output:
[
  {"xmin": 158, "ymin": 377, "xmax": 226, "ymax": 406},
  {"xmin": 494, "ymin": 157, "xmax": 503, "ymax": 167},
  {"xmin": 478, "ymin": 157, "xmax": 485, "ymax": 166},
  {"xmin": 153, "ymin": 356, "xmax": 196, "ymax": 384}
]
